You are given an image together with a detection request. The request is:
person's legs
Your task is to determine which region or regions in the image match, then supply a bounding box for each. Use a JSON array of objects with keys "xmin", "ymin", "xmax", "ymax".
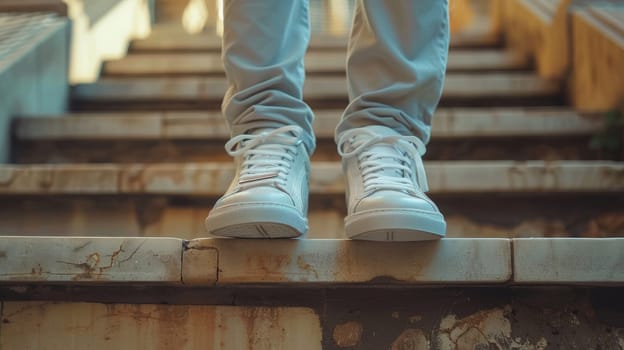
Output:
[
  {"xmin": 337, "ymin": 0, "xmax": 450, "ymax": 241},
  {"xmin": 205, "ymin": 0, "xmax": 313, "ymax": 238},
  {"xmin": 220, "ymin": 0, "xmax": 314, "ymax": 153}
]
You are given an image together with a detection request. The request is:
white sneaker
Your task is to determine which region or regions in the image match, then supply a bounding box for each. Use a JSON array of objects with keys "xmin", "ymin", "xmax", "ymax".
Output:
[
  {"xmin": 205, "ymin": 125, "xmax": 309, "ymax": 238},
  {"xmin": 337, "ymin": 125, "xmax": 446, "ymax": 241}
]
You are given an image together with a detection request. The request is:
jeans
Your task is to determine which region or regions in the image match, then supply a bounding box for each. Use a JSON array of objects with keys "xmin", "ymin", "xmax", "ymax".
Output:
[{"xmin": 221, "ymin": 0, "xmax": 450, "ymax": 155}]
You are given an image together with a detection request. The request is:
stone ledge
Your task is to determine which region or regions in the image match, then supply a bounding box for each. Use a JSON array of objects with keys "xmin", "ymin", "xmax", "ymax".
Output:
[
  {"xmin": 0, "ymin": 236, "xmax": 183, "ymax": 284},
  {"xmin": 14, "ymin": 108, "xmax": 602, "ymax": 141},
  {"xmin": 104, "ymin": 50, "xmax": 529, "ymax": 76},
  {"xmin": 1, "ymin": 237, "xmax": 623, "ymax": 286},
  {"xmin": 0, "ymin": 161, "xmax": 621, "ymax": 195},
  {"xmin": 513, "ymin": 238, "xmax": 624, "ymax": 284},
  {"xmin": 182, "ymin": 238, "xmax": 512, "ymax": 286},
  {"xmin": 72, "ymin": 74, "xmax": 560, "ymax": 103},
  {"xmin": 131, "ymin": 26, "xmax": 500, "ymax": 52}
]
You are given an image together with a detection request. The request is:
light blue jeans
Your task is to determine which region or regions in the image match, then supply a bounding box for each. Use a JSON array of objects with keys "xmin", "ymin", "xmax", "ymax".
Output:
[{"xmin": 221, "ymin": 0, "xmax": 450, "ymax": 155}]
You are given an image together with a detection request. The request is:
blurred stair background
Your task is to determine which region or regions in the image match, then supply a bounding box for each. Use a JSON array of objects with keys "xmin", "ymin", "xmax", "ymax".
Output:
[{"xmin": 0, "ymin": 0, "xmax": 623, "ymax": 348}]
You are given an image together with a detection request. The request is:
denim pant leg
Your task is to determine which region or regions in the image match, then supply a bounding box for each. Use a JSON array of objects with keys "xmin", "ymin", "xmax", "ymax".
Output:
[
  {"xmin": 221, "ymin": 0, "xmax": 316, "ymax": 154},
  {"xmin": 336, "ymin": 0, "xmax": 450, "ymax": 147}
]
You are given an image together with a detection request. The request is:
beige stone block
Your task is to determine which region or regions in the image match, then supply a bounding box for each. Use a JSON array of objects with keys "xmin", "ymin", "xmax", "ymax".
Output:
[
  {"xmin": 15, "ymin": 108, "xmax": 603, "ymax": 142},
  {"xmin": 182, "ymin": 240, "xmax": 218, "ymax": 285},
  {"xmin": 15, "ymin": 113, "xmax": 162, "ymax": 140},
  {"xmin": 426, "ymin": 161, "xmax": 624, "ymax": 193},
  {"xmin": 0, "ymin": 302, "xmax": 322, "ymax": 349},
  {"xmin": 119, "ymin": 163, "xmax": 234, "ymax": 195},
  {"xmin": 142, "ymin": 206, "xmax": 208, "ymax": 240},
  {"xmin": 432, "ymin": 108, "xmax": 603, "ymax": 138},
  {"xmin": 0, "ymin": 237, "xmax": 183, "ymax": 283},
  {"xmin": 162, "ymin": 111, "xmax": 228, "ymax": 138},
  {"xmin": 72, "ymin": 73, "xmax": 559, "ymax": 104},
  {"xmin": 183, "ymin": 238, "xmax": 512, "ymax": 285},
  {"xmin": 513, "ymin": 238, "xmax": 624, "ymax": 284},
  {"xmin": 73, "ymin": 77, "xmax": 213, "ymax": 101},
  {"xmin": 443, "ymin": 73, "xmax": 559, "ymax": 98},
  {"xmin": 0, "ymin": 198, "xmax": 143, "ymax": 237},
  {"xmin": 0, "ymin": 165, "xmax": 119, "ymax": 194},
  {"xmin": 1, "ymin": 161, "xmax": 622, "ymax": 195},
  {"xmin": 104, "ymin": 50, "xmax": 529, "ymax": 76},
  {"xmin": 133, "ymin": 23, "xmax": 497, "ymax": 52}
]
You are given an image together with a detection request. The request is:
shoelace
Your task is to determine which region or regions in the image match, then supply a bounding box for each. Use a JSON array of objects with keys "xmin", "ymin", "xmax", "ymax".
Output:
[
  {"xmin": 337, "ymin": 128, "xmax": 429, "ymax": 193},
  {"xmin": 225, "ymin": 125, "xmax": 304, "ymax": 189}
]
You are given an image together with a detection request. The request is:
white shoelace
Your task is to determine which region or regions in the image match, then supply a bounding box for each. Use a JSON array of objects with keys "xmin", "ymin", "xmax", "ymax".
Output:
[
  {"xmin": 337, "ymin": 128, "xmax": 429, "ymax": 193},
  {"xmin": 225, "ymin": 125, "xmax": 304, "ymax": 190}
]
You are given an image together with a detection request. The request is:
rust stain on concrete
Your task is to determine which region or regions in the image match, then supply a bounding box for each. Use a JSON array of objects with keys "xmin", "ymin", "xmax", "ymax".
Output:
[
  {"xmin": 246, "ymin": 254, "xmax": 291, "ymax": 281},
  {"xmin": 296, "ymin": 256, "xmax": 319, "ymax": 279},
  {"xmin": 333, "ymin": 320, "xmax": 363, "ymax": 348}
]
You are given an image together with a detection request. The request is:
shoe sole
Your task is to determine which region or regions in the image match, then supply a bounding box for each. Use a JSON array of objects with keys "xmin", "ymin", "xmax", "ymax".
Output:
[
  {"xmin": 205, "ymin": 203, "xmax": 308, "ymax": 239},
  {"xmin": 345, "ymin": 209, "xmax": 446, "ymax": 242}
]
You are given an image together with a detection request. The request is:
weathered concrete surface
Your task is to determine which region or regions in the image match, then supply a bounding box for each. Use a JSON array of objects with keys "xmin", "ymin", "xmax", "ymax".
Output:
[
  {"xmin": 320, "ymin": 287, "xmax": 624, "ymax": 349},
  {"xmin": 1, "ymin": 161, "xmax": 622, "ymax": 195},
  {"xmin": 103, "ymin": 50, "xmax": 529, "ymax": 76},
  {"xmin": 182, "ymin": 241, "xmax": 218, "ymax": 286},
  {"xmin": 0, "ymin": 13, "xmax": 69, "ymax": 163},
  {"xmin": 514, "ymin": 238, "xmax": 624, "ymax": 284},
  {"xmin": 1, "ymin": 196, "xmax": 622, "ymax": 239},
  {"xmin": 131, "ymin": 23, "xmax": 499, "ymax": 52},
  {"xmin": 0, "ymin": 302, "xmax": 322, "ymax": 349},
  {"xmin": 0, "ymin": 237, "xmax": 183, "ymax": 284},
  {"xmin": 14, "ymin": 108, "xmax": 602, "ymax": 141},
  {"xmin": 0, "ymin": 287, "xmax": 622, "ymax": 349},
  {"xmin": 72, "ymin": 74, "xmax": 559, "ymax": 106},
  {"xmin": 183, "ymin": 238, "xmax": 512, "ymax": 285}
]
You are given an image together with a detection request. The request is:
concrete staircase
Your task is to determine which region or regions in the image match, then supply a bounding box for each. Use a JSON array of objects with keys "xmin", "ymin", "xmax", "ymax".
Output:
[{"xmin": 1, "ymin": 2, "xmax": 624, "ymax": 349}]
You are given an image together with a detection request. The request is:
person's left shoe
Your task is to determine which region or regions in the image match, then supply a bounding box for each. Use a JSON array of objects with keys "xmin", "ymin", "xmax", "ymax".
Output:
[{"xmin": 337, "ymin": 125, "xmax": 446, "ymax": 241}]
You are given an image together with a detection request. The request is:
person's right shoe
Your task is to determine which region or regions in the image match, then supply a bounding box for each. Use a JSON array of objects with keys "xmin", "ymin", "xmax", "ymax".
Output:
[
  {"xmin": 337, "ymin": 126, "xmax": 446, "ymax": 241},
  {"xmin": 205, "ymin": 125, "xmax": 309, "ymax": 238}
]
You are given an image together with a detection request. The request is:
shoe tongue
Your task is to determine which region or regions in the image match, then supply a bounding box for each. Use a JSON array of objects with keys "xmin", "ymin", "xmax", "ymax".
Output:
[
  {"xmin": 245, "ymin": 128, "xmax": 287, "ymax": 162},
  {"xmin": 351, "ymin": 126, "xmax": 407, "ymax": 178},
  {"xmin": 365, "ymin": 143, "xmax": 405, "ymax": 178}
]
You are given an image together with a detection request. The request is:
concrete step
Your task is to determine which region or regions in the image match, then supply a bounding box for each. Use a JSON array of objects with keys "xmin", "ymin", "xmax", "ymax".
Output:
[
  {"xmin": 71, "ymin": 74, "xmax": 562, "ymax": 110},
  {"xmin": 1, "ymin": 161, "xmax": 620, "ymax": 196},
  {"xmin": 15, "ymin": 108, "xmax": 600, "ymax": 141},
  {"xmin": 13, "ymin": 108, "xmax": 605, "ymax": 163},
  {"xmin": 130, "ymin": 29, "xmax": 501, "ymax": 53},
  {"xmin": 2, "ymin": 236, "xmax": 623, "ymax": 286},
  {"xmin": 104, "ymin": 50, "xmax": 531, "ymax": 76},
  {"xmin": 1, "ymin": 194, "xmax": 621, "ymax": 239},
  {"xmin": 0, "ymin": 162, "xmax": 621, "ymax": 238},
  {"xmin": 3, "ymin": 236, "xmax": 621, "ymax": 349}
]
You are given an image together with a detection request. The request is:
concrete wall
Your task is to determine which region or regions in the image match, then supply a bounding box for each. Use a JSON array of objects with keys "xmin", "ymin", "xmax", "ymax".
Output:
[{"xmin": 0, "ymin": 15, "xmax": 70, "ymax": 163}]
